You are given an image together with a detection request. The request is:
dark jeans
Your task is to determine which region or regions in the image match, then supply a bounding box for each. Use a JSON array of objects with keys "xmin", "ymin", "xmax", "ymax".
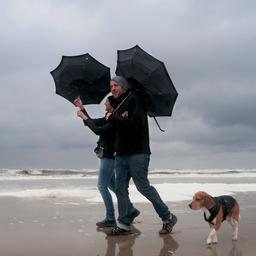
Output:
[{"xmin": 115, "ymin": 154, "xmax": 171, "ymax": 226}]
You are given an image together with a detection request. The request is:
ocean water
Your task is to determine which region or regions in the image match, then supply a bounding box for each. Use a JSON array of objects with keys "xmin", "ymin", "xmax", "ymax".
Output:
[{"xmin": 0, "ymin": 168, "xmax": 256, "ymax": 203}]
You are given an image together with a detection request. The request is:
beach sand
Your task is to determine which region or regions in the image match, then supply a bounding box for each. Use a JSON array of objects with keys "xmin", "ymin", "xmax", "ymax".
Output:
[{"xmin": 0, "ymin": 193, "xmax": 255, "ymax": 256}]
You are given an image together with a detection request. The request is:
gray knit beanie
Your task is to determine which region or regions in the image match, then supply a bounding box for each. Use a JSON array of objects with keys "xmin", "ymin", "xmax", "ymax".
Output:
[{"xmin": 111, "ymin": 76, "xmax": 131, "ymax": 92}]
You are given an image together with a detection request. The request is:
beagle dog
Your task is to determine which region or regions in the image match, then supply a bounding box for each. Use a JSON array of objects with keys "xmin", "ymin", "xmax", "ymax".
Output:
[{"xmin": 189, "ymin": 191, "xmax": 240, "ymax": 245}]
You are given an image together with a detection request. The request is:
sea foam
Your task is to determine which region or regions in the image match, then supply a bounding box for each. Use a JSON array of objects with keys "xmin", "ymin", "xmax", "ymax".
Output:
[{"xmin": 1, "ymin": 183, "xmax": 256, "ymax": 202}]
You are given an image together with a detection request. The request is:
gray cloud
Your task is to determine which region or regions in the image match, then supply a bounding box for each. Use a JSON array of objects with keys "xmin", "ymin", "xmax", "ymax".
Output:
[{"xmin": 0, "ymin": 0, "xmax": 256, "ymax": 169}]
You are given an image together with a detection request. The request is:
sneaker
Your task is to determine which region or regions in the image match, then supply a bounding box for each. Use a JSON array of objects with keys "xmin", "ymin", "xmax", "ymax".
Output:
[
  {"xmin": 129, "ymin": 209, "xmax": 140, "ymax": 223},
  {"xmin": 159, "ymin": 214, "xmax": 177, "ymax": 235},
  {"xmin": 107, "ymin": 226, "xmax": 132, "ymax": 236},
  {"xmin": 96, "ymin": 219, "xmax": 116, "ymax": 228}
]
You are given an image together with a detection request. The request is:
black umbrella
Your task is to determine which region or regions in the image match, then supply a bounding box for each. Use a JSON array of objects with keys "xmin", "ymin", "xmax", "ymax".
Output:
[
  {"xmin": 50, "ymin": 53, "xmax": 110, "ymax": 104},
  {"xmin": 115, "ymin": 45, "xmax": 178, "ymax": 117}
]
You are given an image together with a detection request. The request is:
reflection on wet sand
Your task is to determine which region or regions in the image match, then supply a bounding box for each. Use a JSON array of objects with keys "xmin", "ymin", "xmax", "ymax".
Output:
[
  {"xmin": 158, "ymin": 234, "xmax": 179, "ymax": 256},
  {"xmin": 97, "ymin": 226, "xmax": 179, "ymax": 256},
  {"xmin": 97, "ymin": 226, "xmax": 140, "ymax": 256},
  {"xmin": 207, "ymin": 242, "xmax": 242, "ymax": 256}
]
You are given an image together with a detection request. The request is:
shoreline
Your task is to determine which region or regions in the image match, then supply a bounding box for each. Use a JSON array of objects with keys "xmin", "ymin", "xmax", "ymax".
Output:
[{"xmin": 0, "ymin": 192, "xmax": 255, "ymax": 255}]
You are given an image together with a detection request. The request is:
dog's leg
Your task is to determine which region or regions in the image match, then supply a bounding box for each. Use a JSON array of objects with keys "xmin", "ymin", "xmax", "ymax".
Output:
[
  {"xmin": 207, "ymin": 228, "xmax": 218, "ymax": 245},
  {"xmin": 228, "ymin": 217, "xmax": 239, "ymax": 241},
  {"xmin": 207, "ymin": 215, "xmax": 223, "ymax": 245}
]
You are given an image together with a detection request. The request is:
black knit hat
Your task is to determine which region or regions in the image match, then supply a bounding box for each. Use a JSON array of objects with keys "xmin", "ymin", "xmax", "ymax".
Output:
[
  {"xmin": 111, "ymin": 76, "xmax": 131, "ymax": 92},
  {"xmin": 107, "ymin": 95, "xmax": 118, "ymax": 109}
]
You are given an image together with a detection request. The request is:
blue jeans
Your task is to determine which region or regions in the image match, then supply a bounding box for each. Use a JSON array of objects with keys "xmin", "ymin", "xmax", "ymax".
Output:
[
  {"xmin": 115, "ymin": 154, "xmax": 171, "ymax": 226},
  {"xmin": 98, "ymin": 157, "xmax": 137, "ymax": 221}
]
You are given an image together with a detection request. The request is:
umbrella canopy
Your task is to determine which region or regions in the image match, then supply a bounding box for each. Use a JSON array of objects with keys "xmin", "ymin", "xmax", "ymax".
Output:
[
  {"xmin": 115, "ymin": 45, "xmax": 178, "ymax": 117},
  {"xmin": 50, "ymin": 53, "xmax": 110, "ymax": 104}
]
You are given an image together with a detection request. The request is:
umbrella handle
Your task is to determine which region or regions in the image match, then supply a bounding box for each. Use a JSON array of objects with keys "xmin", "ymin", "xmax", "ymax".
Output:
[
  {"xmin": 153, "ymin": 117, "xmax": 165, "ymax": 132},
  {"xmin": 112, "ymin": 91, "xmax": 133, "ymax": 115}
]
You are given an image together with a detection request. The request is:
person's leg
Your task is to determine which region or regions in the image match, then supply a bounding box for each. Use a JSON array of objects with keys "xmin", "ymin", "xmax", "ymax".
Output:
[
  {"xmin": 97, "ymin": 158, "xmax": 115, "ymax": 221},
  {"xmin": 108, "ymin": 160, "xmax": 140, "ymax": 225},
  {"xmin": 128, "ymin": 154, "xmax": 171, "ymax": 221},
  {"xmin": 108, "ymin": 166, "xmax": 116, "ymax": 193},
  {"xmin": 127, "ymin": 154, "xmax": 177, "ymax": 233},
  {"xmin": 114, "ymin": 155, "xmax": 132, "ymax": 229}
]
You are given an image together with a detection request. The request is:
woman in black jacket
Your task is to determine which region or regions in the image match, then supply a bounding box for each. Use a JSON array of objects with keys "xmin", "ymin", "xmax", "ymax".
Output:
[{"xmin": 74, "ymin": 96, "xmax": 139, "ymax": 228}]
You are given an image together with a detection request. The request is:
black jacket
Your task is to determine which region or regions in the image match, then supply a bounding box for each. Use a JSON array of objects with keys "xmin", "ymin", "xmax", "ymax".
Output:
[
  {"xmin": 83, "ymin": 116, "xmax": 115, "ymax": 159},
  {"xmin": 109, "ymin": 91, "xmax": 151, "ymax": 155}
]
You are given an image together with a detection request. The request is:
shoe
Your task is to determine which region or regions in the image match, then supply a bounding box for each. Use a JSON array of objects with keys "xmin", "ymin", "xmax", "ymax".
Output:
[
  {"xmin": 96, "ymin": 219, "xmax": 116, "ymax": 228},
  {"xmin": 107, "ymin": 226, "xmax": 132, "ymax": 236},
  {"xmin": 159, "ymin": 214, "xmax": 177, "ymax": 235},
  {"xmin": 130, "ymin": 209, "xmax": 140, "ymax": 222}
]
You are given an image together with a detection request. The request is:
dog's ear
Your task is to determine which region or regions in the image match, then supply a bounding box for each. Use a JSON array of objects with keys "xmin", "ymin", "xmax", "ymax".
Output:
[
  {"xmin": 203, "ymin": 193, "xmax": 215, "ymax": 209},
  {"xmin": 196, "ymin": 191, "xmax": 207, "ymax": 201},
  {"xmin": 197, "ymin": 191, "xmax": 206, "ymax": 198}
]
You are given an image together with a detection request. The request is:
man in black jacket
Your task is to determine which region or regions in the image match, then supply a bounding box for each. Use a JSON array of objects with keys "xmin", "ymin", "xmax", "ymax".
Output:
[{"xmin": 108, "ymin": 76, "xmax": 177, "ymax": 235}]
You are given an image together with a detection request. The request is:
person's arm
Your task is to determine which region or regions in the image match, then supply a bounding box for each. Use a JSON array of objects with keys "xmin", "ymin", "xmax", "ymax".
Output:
[
  {"xmin": 73, "ymin": 97, "xmax": 90, "ymax": 118},
  {"xmin": 84, "ymin": 119, "xmax": 113, "ymax": 136},
  {"xmin": 74, "ymin": 98, "xmax": 103, "ymax": 126},
  {"xmin": 77, "ymin": 110, "xmax": 111, "ymax": 135},
  {"xmin": 88, "ymin": 117, "xmax": 105, "ymax": 127}
]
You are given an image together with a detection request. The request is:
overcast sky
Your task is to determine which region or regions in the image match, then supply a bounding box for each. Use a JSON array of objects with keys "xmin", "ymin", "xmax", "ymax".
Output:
[{"xmin": 0, "ymin": 0, "xmax": 255, "ymax": 170}]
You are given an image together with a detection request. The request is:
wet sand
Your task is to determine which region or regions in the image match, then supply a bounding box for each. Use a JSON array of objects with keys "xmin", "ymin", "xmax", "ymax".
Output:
[{"xmin": 0, "ymin": 193, "xmax": 255, "ymax": 256}]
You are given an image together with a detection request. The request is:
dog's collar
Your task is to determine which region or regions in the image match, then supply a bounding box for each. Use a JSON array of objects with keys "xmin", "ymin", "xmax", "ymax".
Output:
[{"xmin": 203, "ymin": 197, "xmax": 220, "ymax": 225}]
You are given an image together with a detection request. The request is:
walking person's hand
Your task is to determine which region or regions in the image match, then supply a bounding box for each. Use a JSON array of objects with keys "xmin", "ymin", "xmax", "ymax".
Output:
[
  {"xmin": 73, "ymin": 97, "xmax": 84, "ymax": 110},
  {"xmin": 77, "ymin": 110, "xmax": 88, "ymax": 121}
]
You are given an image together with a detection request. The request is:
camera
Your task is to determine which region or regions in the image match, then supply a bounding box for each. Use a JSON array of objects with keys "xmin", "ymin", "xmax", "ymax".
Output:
[{"xmin": 94, "ymin": 146, "xmax": 104, "ymax": 158}]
